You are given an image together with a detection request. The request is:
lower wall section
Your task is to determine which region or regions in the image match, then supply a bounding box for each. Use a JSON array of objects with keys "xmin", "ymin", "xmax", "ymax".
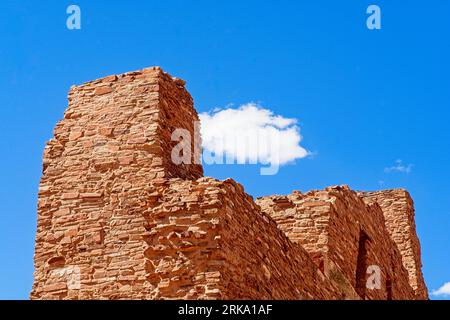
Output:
[
  {"xmin": 132, "ymin": 177, "xmax": 342, "ymax": 299},
  {"xmin": 31, "ymin": 177, "xmax": 426, "ymax": 300},
  {"xmin": 214, "ymin": 179, "xmax": 340, "ymax": 299},
  {"xmin": 31, "ymin": 177, "xmax": 342, "ymax": 299}
]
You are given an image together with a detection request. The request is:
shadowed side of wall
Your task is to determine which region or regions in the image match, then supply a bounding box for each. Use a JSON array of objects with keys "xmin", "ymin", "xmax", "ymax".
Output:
[
  {"xmin": 216, "ymin": 179, "xmax": 340, "ymax": 299},
  {"xmin": 360, "ymin": 190, "xmax": 428, "ymax": 300}
]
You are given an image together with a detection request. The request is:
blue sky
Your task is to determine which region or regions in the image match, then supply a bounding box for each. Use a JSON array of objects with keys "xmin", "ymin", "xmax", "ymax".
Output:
[{"xmin": 0, "ymin": 0, "xmax": 449, "ymax": 300}]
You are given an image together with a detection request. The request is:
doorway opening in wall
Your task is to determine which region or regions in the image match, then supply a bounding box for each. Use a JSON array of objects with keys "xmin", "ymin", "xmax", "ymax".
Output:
[{"xmin": 355, "ymin": 230, "xmax": 369, "ymax": 299}]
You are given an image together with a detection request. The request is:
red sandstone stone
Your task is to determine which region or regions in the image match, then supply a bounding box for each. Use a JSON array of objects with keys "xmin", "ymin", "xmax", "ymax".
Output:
[
  {"xmin": 69, "ymin": 131, "xmax": 83, "ymax": 141},
  {"xmin": 94, "ymin": 86, "xmax": 113, "ymax": 96},
  {"xmin": 98, "ymin": 127, "xmax": 113, "ymax": 137}
]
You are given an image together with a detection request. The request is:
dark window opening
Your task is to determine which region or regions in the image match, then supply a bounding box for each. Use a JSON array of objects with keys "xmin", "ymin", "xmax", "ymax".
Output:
[
  {"xmin": 355, "ymin": 230, "xmax": 369, "ymax": 299},
  {"xmin": 386, "ymin": 275, "xmax": 393, "ymax": 300}
]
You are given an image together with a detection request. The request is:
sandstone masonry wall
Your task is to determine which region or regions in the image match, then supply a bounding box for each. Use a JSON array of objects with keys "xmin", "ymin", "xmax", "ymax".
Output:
[
  {"xmin": 31, "ymin": 67, "xmax": 428, "ymax": 300},
  {"xmin": 360, "ymin": 190, "xmax": 428, "ymax": 299},
  {"xmin": 31, "ymin": 67, "xmax": 340, "ymax": 299},
  {"xmin": 139, "ymin": 178, "xmax": 341, "ymax": 299},
  {"xmin": 214, "ymin": 179, "xmax": 340, "ymax": 299},
  {"xmin": 257, "ymin": 186, "xmax": 419, "ymax": 300},
  {"xmin": 31, "ymin": 67, "xmax": 202, "ymax": 299}
]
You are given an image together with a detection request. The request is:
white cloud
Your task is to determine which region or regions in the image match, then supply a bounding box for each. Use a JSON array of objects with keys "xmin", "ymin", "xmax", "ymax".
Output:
[
  {"xmin": 432, "ymin": 282, "xmax": 450, "ymax": 297},
  {"xmin": 199, "ymin": 103, "xmax": 309, "ymax": 167},
  {"xmin": 384, "ymin": 159, "xmax": 414, "ymax": 174}
]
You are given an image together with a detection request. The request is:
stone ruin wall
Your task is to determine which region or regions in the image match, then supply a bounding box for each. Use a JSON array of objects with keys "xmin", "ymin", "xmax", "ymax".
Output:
[
  {"xmin": 360, "ymin": 190, "xmax": 428, "ymax": 299},
  {"xmin": 257, "ymin": 186, "xmax": 424, "ymax": 300},
  {"xmin": 211, "ymin": 179, "xmax": 340, "ymax": 299},
  {"xmin": 141, "ymin": 178, "xmax": 340, "ymax": 299},
  {"xmin": 31, "ymin": 67, "xmax": 428, "ymax": 300},
  {"xmin": 32, "ymin": 67, "xmax": 202, "ymax": 299}
]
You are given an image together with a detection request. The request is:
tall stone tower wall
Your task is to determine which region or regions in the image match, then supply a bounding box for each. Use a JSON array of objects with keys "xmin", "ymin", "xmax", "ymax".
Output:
[{"xmin": 32, "ymin": 67, "xmax": 202, "ymax": 299}]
